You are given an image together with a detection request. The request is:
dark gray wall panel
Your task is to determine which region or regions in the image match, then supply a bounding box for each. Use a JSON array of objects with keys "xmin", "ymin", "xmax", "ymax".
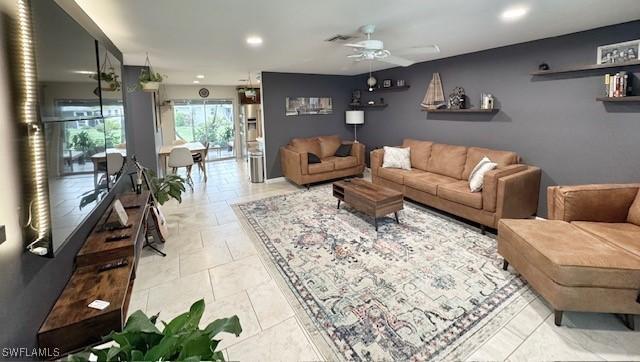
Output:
[{"xmin": 262, "ymin": 72, "xmax": 358, "ymax": 179}]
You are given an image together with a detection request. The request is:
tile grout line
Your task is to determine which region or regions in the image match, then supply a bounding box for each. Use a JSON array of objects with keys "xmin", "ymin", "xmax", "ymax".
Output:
[
  {"xmin": 245, "ymin": 289, "xmax": 264, "ymax": 332},
  {"xmin": 503, "ymin": 312, "xmax": 550, "ymax": 361}
]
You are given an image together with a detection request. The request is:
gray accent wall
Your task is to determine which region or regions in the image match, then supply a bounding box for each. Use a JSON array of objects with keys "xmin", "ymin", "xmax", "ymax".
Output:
[
  {"xmin": 354, "ymin": 20, "xmax": 640, "ymax": 216},
  {"xmin": 262, "ymin": 72, "xmax": 358, "ymax": 179}
]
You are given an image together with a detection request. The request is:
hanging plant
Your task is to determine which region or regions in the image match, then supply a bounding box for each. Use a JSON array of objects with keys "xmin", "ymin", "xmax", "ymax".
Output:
[
  {"xmin": 138, "ymin": 53, "xmax": 165, "ymax": 92},
  {"xmin": 92, "ymin": 52, "xmax": 121, "ymax": 92}
]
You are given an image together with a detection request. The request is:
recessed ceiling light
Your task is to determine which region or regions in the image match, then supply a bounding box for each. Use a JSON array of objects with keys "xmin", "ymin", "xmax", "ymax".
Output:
[
  {"xmin": 246, "ymin": 36, "xmax": 263, "ymax": 46},
  {"xmin": 193, "ymin": 80, "xmax": 200, "ymax": 84},
  {"xmin": 196, "ymin": 74, "xmax": 205, "ymax": 79},
  {"xmin": 501, "ymin": 5, "xmax": 529, "ymax": 21}
]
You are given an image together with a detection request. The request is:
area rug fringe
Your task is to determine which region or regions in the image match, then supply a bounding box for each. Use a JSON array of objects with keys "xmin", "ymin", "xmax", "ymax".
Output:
[
  {"xmin": 232, "ymin": 196, "xmax": 341, "ymax": 361},
  {"xmin": 231, "ymin": 187, "xmax": 535, "ymax": 361}
]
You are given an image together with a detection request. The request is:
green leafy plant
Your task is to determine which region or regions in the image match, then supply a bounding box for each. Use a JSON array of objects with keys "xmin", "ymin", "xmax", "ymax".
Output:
[
  {"xmin": 69, "ymin": 299, "xmax": 241, "ymax": 362},
  {"xmin": 149, "ymin": 172, "xmax": 186, "ymax": 205},
  {"xmin": 139, "ymin": 68, "xmax": 164, "ymax": 83},
  {"xmin": 92, "ymin": 67, "xmax": 121, "ymax": 91},
  {"xmin": 72, "ymin": 131, "xmax": 97, "ymax": 164}
]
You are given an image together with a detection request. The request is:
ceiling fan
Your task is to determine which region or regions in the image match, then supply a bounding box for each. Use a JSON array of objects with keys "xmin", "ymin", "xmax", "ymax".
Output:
[{"xmin": 344, "ymin": 24, "xmax": 439, "ymax": 67}]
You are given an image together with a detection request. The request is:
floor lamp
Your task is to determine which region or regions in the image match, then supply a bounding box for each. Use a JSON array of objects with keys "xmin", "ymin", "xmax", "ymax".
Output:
[{"xmin": 345, "ymin": 110, "xmax": 365, "ymax": 143}]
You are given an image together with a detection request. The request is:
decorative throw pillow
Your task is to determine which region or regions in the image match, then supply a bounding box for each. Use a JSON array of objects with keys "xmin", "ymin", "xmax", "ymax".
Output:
[
  {"xmin": 468, "ymin": 156, "xmax": 498, "ymax": 192},
  {"xmin": 628, "ymin": 190, "xmax": 640, "ymax": 225},
  {"xmin": 334, "ymin": 143, "xmax": 352, "ymax": 157},
  {"xmin": 308, "ymin": 153, "xmax": 321, "ymax": 164},
  {"xmin": 382, "ymin": 146, "xmax": 411, "ymax": 170}
]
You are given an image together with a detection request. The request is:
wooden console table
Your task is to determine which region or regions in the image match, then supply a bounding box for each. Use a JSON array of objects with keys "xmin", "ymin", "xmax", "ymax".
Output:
[{"xmin": 38, "ymin": 192, "xmax": 150, "ymax": 355}]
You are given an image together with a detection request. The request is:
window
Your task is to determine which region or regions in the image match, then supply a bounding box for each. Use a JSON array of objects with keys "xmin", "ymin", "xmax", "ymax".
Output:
[{"xmin": 173, "ymin": 100, "xmax": 235, "ymax": 160}]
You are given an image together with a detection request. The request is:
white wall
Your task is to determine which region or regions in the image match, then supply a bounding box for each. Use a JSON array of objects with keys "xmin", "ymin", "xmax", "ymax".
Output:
[{"xmin": 159, "ymin": 85, "xmax": 241, "ymax": 158}]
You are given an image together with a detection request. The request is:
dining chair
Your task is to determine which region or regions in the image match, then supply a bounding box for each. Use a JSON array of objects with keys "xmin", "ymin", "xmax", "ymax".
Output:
[
  {"xmin": 192, "ymin": 141, "xmax": 210, "ymax": 177},
  {"xmin": 168, "ymin": 147, "xmax": 194, "ymax": 189},
  {"xmin": 106, "ymin": 152, "xmax": 125, "ymax": 186}
]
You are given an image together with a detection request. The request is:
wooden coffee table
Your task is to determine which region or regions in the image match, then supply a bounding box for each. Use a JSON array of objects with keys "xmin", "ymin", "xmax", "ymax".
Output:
[{"xmin": 333, "ymin": 179, "xmax": 404, "ymax": 231}]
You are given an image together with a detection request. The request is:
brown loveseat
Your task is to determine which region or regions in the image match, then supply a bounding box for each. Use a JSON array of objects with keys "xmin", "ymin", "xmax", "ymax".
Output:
[
  {"xmin": 280, "ymin": 135, "xmax": 365, "ymax": 187},
  {"xmin": 498, "ymin": 184, "xmax": 640, "ymax": 329},
  {"xmin": 370, "ymin": 139, "xmax": 541, "ymax": 230}
]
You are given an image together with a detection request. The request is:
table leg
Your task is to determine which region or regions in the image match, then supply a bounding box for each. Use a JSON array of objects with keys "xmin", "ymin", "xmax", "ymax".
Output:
[
  {"xmin": 395, "ymin": 212, "xmax": 399, "ymax": 224},
  {"xmin": 337, "ymin": 199, "xmax": 341, "ymax": 209},
  {"xmin": 374, "ymin": 218, "xmax": 378, "ymax": 231}
]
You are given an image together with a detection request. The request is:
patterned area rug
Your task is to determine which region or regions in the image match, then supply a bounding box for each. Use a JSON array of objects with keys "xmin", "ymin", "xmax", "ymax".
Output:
[{"xmin": 234, "ymin": 185, "xmax": 532, "ymax": 361}]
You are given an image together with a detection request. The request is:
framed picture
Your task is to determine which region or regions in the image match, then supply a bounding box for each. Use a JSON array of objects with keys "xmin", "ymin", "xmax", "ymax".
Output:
[
  {"xmin": 597, "ymin": 39, "xmax": 639, "ymax": 64},
  {"xmin": 112, "ymin": 199, "xmax": 129, "ymax": 227},
  {"xmin": 382, "ymin": 79, "xmax": 392, "ymax": 88},
  {"xmin": 285, "ymin": 97, "xmax": 333, "ymax": 116}
]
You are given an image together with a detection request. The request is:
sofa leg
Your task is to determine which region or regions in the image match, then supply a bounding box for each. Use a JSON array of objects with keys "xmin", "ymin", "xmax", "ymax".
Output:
[
  {"xmin": 306, "ymin": 184, "xmax": 310, "ymax": 190},
  {"xmin": 621, "ymin": 314, "xmax": 636, "ymax": 331},
  {"xmin": 502, "ymin": 259, "xmax": 509, "ymax": 271},
  {"xmin": 554, "ymin": 310, "xmax": 563, "ymax": 326},
  {"xmin": 480, "ymin": 225, "xmax": 486, "ymax": 235}
]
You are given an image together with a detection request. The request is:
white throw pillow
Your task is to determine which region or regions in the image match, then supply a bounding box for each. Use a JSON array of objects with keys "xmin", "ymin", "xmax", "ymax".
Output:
[
  {"xmin": 382, "ymin": 146, "xmax": 411, "ymax": 170},
  {"xmin": 468, "ymin": 156, "xmax": 497, "ymax": 192}
]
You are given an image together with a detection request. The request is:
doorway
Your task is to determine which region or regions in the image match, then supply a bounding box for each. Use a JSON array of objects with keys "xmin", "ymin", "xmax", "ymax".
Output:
[{"xmin": 173, "ymin": 99, "xmax": 235, "ymax": 160}]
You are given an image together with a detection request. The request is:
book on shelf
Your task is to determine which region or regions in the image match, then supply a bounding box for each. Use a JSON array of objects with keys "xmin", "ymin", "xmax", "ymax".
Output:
[{"xmin": 604, "ymin": 72, "xmax": 632, "ymax": 98}]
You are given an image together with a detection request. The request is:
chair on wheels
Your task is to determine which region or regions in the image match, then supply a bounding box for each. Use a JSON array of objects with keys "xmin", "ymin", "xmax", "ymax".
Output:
[
  {"xmin": 168, "ymin": 147, "xmax": 194, "ymax": 189},
  {"xmin": 192, "ymin": 142, "xmax": 210, "ymax": 177}
]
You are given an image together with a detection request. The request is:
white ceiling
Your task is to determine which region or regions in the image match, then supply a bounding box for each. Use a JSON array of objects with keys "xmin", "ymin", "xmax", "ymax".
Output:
[{"xmin": 74, "ymin": 0, "xmax": 640, "ymax": 86}]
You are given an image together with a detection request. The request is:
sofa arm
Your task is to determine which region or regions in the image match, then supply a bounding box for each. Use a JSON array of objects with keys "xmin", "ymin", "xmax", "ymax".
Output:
[
  {"xmin": 370, "ymin": 148, "xmax": 384, "ymax": 176},
  {"xmin": 483, "ymin": 164, "xmax": 528, "ymax": 213},
  {"xmin": 280, "ymin": 146, "xmax": 307, "ymax": 183},
  {"xmin": 547, "ymin": 184, "xmax": 639, "ymax": 222},
  {"xmin": 349, "ymin": 142, "xmax": 365, "ymax": 166},
  {"xmin": 495, "ymin": 166, "xmax": 541, "ymax": 221}
]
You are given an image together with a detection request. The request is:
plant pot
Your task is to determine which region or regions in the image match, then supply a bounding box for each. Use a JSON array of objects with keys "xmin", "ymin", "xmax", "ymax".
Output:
[{"xmin": 141, "ymin": 81, "xmax": 160, "ymax": 92}]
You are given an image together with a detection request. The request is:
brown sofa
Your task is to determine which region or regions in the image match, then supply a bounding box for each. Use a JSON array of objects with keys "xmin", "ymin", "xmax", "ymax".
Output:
[
  {"xmin": 498, "ymin": 184, "xmax": 640, "ymax": 329},
  {"xmin": 280, "ymin": 135, "xmax": 365, "ymax": 187},
  {"xmin": 370, "ymin": 139, "xmax": 541, "ymax": 230}
]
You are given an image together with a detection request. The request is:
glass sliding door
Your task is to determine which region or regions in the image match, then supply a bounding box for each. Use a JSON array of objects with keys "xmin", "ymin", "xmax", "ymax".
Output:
[{"xmin": 173, "ymin": 99, "xmax": 235, "ymax": 160}]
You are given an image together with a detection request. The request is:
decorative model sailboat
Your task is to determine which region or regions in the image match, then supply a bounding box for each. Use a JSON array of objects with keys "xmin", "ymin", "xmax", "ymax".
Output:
[{"xmin": 421, "ymin": 73, "xmax": 446, "ymax": 109}]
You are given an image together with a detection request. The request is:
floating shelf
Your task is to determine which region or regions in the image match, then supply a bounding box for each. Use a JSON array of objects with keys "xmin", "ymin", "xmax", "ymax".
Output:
[
  {"xmin": 364, "ymin": 85, "xmax": 411, "ymax": 92},
  {"xmin": 596, "ymin": 96, "xmax": 640, "ymax": 102},
  {"xmin": 351, "ymin": 103, "xmax": 388, "ymax": 108},
  {"xmin": 530, "ymin": 60, "xmax": 640, "ymax": 76},
  {"xmin": 422, "ymin": 108, "xmax": 499, "ymax": 113}
]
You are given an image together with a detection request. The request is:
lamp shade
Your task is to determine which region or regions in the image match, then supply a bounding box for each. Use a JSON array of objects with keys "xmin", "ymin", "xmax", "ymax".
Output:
[{"xmin": 345, "ymin": 110, "xmax": 364, "ymax": 125}]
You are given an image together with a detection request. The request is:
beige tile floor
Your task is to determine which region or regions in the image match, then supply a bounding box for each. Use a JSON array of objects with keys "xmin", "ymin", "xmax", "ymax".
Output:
[{"xmin": 130, "ymin": 159, "xmax": 640, "ymax": 361}]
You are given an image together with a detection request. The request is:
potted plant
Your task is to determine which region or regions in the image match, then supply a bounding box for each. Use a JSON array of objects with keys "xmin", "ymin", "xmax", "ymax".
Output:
[
  {"xmin": 71, "ymin": 131, "xmax": 96, "ymax": 164},
  {"xmin": 139, "ymin": 68, "xmax": 164, "ymax": 92},
  {"xmin": 92, "ymin": 67, "xmax": 121, "ymax": 92},
  {"xmin": 149, "ymin": 173, "xmax": 186, "ymax": 205},
  {"xmin": 69, "ymin": 299, "xmax": 242, "ymax": 362}
]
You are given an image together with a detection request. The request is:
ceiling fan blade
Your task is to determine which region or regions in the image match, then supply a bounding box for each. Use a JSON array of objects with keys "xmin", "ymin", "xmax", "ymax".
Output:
[
  {"xmin": 396, "ymin": 45, "xmax": 440, "ymax": 55},
  {"xmin": 343, "ymin": 43, "xmax": 366, "ymax": 49},
  {"xmin": 379, "ymin": 55, "xmax": 414, "ymax": 67},
  {"xmin": 347, "ymin": 53, "xmax": 363, "ymax": 58}
]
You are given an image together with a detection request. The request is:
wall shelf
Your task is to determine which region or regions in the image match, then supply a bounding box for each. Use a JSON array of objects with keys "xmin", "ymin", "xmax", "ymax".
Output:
[
  {"xmin": 596, "ymin": 96, "xmax": 640, "ymax": 102},
  {"xmin": 422, "ymin": 108, "xmax": 499, "ymax": 113},
  {"xmin": 351, "ymin": 103, "xmax": 388, "ymax": 108},
  {"xmin": 530, "ymin": 60, "xmax": 640, "ymax": 76},
  {"xmin": 364, "ymin": 85, "xmax": 410, "ymax": 92}
]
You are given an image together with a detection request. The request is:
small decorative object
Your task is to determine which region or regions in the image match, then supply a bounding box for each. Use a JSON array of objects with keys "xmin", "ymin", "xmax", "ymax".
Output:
[
  {"xmin": 112, "ymin": 199, "xmax": 129, "ymax": 227},
  {"xmin": 285, "ymin": 97, "xmax": 333, "ymax": 116},
  {"xmin": 367, "ymin": 75, "xmax": 377, "ymax": 91},
  {"xmin": 367, "ymin": 100, "xmax": 375, "ymax": 105},
  {"xmin": 421, "ymin": 73, "xmax": 446, "ymax": 110},
  {"xmin": 351, "ymin": 90, "xmax": 361, "ymax": 105},
  {"xmin": 198, "ymin": 88, "xmax": 210, "ymax": 98},
  {"xmin": 538, "ymin": 63, "xmax": 550, "ymax": 71},
  {"xmin": 448, "ymin": 86, "xmax": 466, "ymax": 110},
  {"xmin": 382, "ymin": 79, "xmax": 392, "ymax": 88},
  {"xmin": 597, "ymin": 39, "xmax": 640, "ymax": 64},
  {"xmin": 380, "ymin": 97, "xmax": 384, "ymax": 104},
  {"xmin": 396, "ymin": 79, "xmax": 406, "ymax": 87},
  {"xmin": 481, "ymin": 93, "xmax": 495, "ymax": 109}
]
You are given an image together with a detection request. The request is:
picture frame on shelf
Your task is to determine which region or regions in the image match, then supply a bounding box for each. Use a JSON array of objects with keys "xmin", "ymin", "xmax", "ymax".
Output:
[
  {"xmin": 597, "ymin": 39, "xmax": 639, "ymax": 64},
  {"xmin": 382, "ymin": 79, "xmax": 392, "ymax": 88}
]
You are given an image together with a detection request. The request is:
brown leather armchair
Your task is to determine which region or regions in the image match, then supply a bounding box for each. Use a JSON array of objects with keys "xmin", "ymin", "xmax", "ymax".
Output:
[
  {"xmin": 498, "ymin": 184, "xmax": 640, "ymax": 329},
  {"xmin": 280, "ymin": 135, "xmax": 365, "ymax": 187}
]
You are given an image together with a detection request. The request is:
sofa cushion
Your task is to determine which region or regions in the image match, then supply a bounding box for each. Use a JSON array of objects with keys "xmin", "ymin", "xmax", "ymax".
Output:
[
  {"xmin": 405, "ymin": 172, "xmax": 458, "ymax": 195},
  {"xmin": 498, "ymin": 219, "xmax": 640, "ymax": 289},
  {"xmin": 308, "ymin": 160, "xmax": 334, "ymax": 174},
  {"xmin": 290, "ymin": 137, "xmax": 321, "ymax": 157},
  {"xmin": 401, "ymin": 139, "xmax": 433, "ymax": 171},
  {"xmin": 572, "ymin": 221, "xmax": 640, "ymax": 259},
  {"xmin": 438, "ymin": 181, "xmax": 483, "ymax": 209},
  {"xmin": 427, "ymin": 144, "xmax": 468, "ymax": 179},
  {"xmin": 328, "ymin": 156, "xmax": 357, "ymax": 170},
  {"xmin": 378, "ymin": 167, "xmax": 426, "ymax": 185},
  {"xmin": 628, "ymin": 191, "xmax": 640, "ymax": 225},
  {"xmin": 318, "ymin": 135, "xmax": 342, "ymax": 158},
  {"xmin": 334, "ymin": 143, "xmax": 352, "ymax": 157},
  {"xmin": 382, "ymin": 146, "xmax": 411, "ymax": 170},
  {"xmin": 462, "ymin": 147, "xmax": 518, "ymax": 180}
]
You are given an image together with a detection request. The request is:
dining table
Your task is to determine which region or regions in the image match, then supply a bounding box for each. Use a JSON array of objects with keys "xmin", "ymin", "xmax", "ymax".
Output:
[{"xmin": 158, "ymin": 142, "xmax": 207, "ymax": 182}]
